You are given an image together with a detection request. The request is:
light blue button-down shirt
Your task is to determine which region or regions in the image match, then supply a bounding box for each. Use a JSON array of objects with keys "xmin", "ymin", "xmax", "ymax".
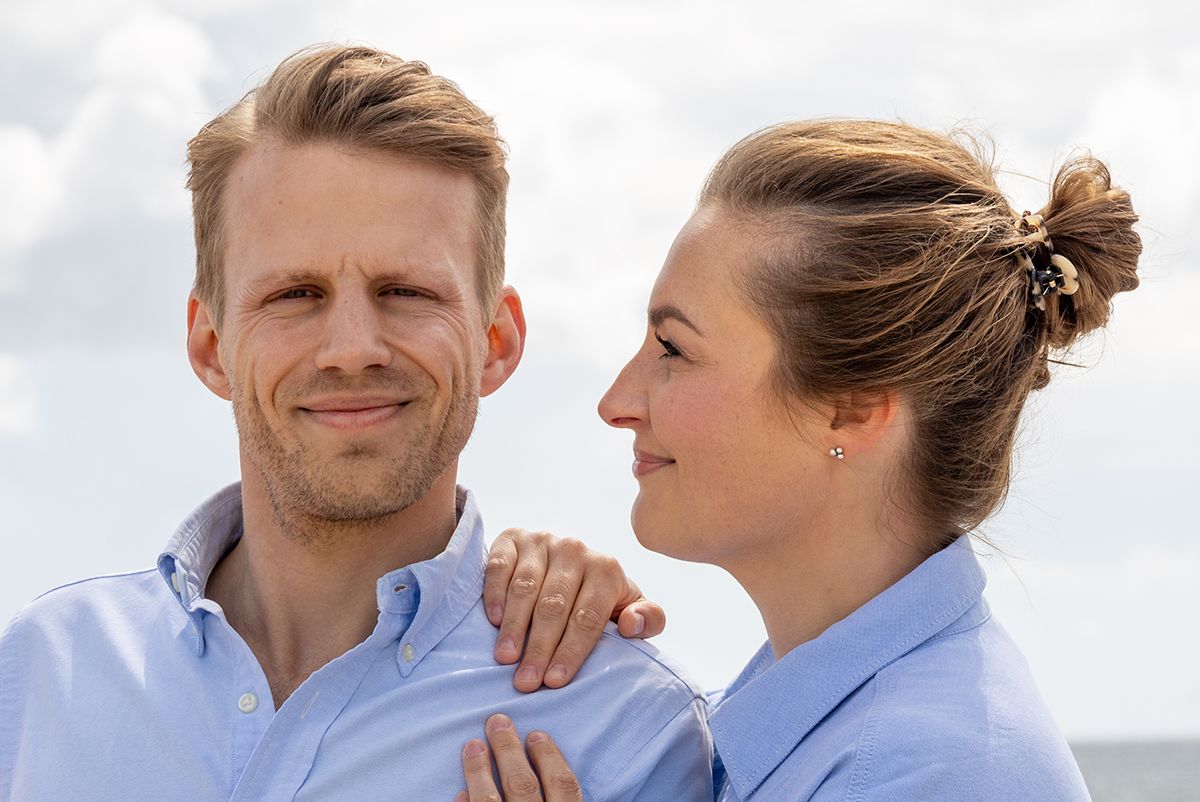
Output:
[
  {"xmin": 0, "ymin": 483, "xmax": 713, "ymax": 801},
  {"xmin": 708, "ymin": 536, "xmax": 1090, "ymax": 801}
]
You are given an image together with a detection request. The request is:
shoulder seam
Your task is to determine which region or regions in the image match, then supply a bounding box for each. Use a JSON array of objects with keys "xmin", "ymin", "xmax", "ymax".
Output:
[
  {"xmin": 596, "ymin": 629, "xmax": 705, "ymax": 701},
  {"xmin": 29, "ymin": 567, "xmax": 161, "ymax": 604},
  {"xmin": 926, "ymin": 608, "xmax": 991, "ymax": 644}
]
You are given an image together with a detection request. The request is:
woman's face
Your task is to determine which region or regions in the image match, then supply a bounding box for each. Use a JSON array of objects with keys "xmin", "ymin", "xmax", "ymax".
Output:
[{"xmin": 599, "ymin": 206, "xmax": 832, "ymax": 566}]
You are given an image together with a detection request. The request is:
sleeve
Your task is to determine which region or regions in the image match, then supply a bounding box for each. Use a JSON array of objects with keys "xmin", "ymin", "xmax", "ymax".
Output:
[
  {"xmin": 594, "ymin": 696, "xmax": 714, "ymax": 802},
  {"xmin": 0, "ymin": 610, "xmax": 28, "ymax": 800}
]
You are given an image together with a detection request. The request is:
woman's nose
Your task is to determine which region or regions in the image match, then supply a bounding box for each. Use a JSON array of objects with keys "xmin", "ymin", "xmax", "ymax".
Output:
[{"xmin": 598, "ymin": 355, "xmax": 648, "ymax": 429}]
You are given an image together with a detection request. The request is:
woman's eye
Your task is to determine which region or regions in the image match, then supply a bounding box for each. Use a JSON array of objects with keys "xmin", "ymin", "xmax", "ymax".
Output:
[{"xmin": 655, "ymin": 332, "xmax": 681, "ymax": 360}]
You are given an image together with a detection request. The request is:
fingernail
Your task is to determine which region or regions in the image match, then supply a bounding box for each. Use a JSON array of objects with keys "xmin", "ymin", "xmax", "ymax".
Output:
[
  {"xmin": 489, "ymin": 605, "xmax": 504, "ymax": 624},
  {"xmin": 631, "ymin": 612, "xmax": 645, "ymax": 635},
  {"xmin": 465, "ymin": 739, "xmax": 486, "ymax": 756},
  {"xmin": 546, "ymin": 664, "xmax": 568, "ymax": 684},
  {"xmin": 497, "ymin": 638, "xmax": 517, "ymax": 660},
  {"xmin": 527, "ymin": 731, "xmax": 549, "ymax": 744},
  {"xmin": 516, "ymin": 665, "xmax": 539, "ymax": 684},
  {"xmin": 487, "ymin": 713, "xmax": 513, "ymax": 732}
]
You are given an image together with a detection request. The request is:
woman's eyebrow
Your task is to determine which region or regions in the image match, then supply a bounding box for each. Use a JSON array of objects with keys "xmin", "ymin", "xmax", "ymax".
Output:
[{"xmin": 648, "ymin": 304, "xmax": 705, "ymax": 337}]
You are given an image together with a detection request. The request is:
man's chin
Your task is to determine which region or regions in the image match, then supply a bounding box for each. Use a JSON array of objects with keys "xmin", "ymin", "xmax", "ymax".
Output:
[{"xmin": 287, "ymin": 486, "xmax": 415, "ymax": 524}]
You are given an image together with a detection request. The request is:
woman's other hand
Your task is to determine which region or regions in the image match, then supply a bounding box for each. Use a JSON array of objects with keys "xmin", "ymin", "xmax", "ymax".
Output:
[
  {"xmin": 484, "ymin": 528, "xmax": 666, "ymax": 691},
  {"xmin": 454, "ymin": 714, "xmax": 582, "ymax": 802}
]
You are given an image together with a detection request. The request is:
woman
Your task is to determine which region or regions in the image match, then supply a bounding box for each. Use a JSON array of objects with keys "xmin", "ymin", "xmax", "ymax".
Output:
[{"xmin": 458, "ymin": 119, "xmax": 1140, "ymax": 801}]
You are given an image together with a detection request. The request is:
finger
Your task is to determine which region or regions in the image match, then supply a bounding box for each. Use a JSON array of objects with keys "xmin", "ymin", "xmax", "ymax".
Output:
[
  {"xmin": 493, "ymin": 533, "xmax": 550, "ymax": 665},
  {"xmin": 616, "ymin": 599, "xmax": 666, "ymax": 639},
  {"xmin": 461, "ymin": 739, "xmax": 502, "ymax": 802},
  {"xmin": 526, "ymin": 731, "xmax": 583, "ymax": 802},
  {"xmin": 514, "ymin": 539, "xmax": 588, "ymax": 691},
  {"xmin": 484, "ymin": 532, "xmax": 520, "ymax": 626},
  {"xmin": 485, "ymin": 714, "xmax": 543, "ymax": 802},
  {"xmin": 542, "ymin": 555, "xmax": 627, "ymax": 688}
]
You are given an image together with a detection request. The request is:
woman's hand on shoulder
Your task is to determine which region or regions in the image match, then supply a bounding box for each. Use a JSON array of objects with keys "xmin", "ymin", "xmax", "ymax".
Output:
[
  {"xmin": 484, "ymin": 528, "xmax": 666, "ymax": 692},
  {"xmin": 455, "ymin": 714, "xmax": 582, "ymax": 802}
]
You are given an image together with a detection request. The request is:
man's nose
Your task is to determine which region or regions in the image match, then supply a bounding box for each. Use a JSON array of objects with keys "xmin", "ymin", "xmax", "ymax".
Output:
[
  {"xmin": 314, "ymin": 294, "xmax": 392, "ymax": 374},
  {"xmin": 598, "ymin": 356, "xmax": 648, "ymax": 429}
]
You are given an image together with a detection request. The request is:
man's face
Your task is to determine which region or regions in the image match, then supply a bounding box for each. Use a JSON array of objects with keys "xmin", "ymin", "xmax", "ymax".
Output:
[{"xmin": 192, "ymin": 142, "xmax": 503, "ymax": 528}]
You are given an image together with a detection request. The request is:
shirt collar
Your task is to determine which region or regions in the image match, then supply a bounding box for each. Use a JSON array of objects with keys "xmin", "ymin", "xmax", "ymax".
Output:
[
  {"xmin": 156, "ymin": 482, "xmax": 244, "ymax": 655},
  {"xmin": 156, "ymin": 482, "xmax": 488, "ymax": 669},
  {"xmin": 709, "ymin": 536, "xmax": 989, "ymax": 800},
  {"xmin": 382, "ymin": 486, "xmax": 487, "ymax": 677}
]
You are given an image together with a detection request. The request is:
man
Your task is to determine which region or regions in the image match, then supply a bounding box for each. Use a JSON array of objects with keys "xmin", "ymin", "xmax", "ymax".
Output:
[{"xmin": 0, "ymin": 45, "xmax": 711, "ymax": 800}]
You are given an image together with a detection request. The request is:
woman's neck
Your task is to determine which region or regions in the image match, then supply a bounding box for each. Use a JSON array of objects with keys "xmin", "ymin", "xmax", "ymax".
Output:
[{"xmin": 723, "ymin": 508, "xmax": 931, "ymax": 660}]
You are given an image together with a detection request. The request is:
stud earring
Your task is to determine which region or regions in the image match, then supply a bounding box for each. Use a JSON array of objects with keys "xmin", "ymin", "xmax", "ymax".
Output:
[{"xmin": 829, "ymin": 446, "xmax": 845, "ymax": 460}]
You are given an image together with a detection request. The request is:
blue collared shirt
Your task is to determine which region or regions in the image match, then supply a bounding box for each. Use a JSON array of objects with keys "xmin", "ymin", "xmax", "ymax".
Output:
[
  {"xmin": 0, "ymin": 484, "xmax": 713, "ymax": 801},
  {"xmin": 708, "ymin": 537, "xmax": 1090, "ymax": 801}
]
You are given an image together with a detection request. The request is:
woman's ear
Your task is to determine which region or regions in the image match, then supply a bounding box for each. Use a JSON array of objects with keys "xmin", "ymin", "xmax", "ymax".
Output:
[
  {"xmin": 829, "ymin": 387, "xmax": 903, "ymax": 455},
  {"xmin": 480, "ymin": 286, "xmax": 526, "ymax": 398},
  {"xmin": 187, "ymin": 296, "xmax": 232, "ymax": 400}
]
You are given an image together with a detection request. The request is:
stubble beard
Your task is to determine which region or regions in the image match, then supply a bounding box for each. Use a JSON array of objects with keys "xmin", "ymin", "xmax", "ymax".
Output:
[{"xmin": 230, "ymin": 366, "xmax": 479, "ymax": 546}]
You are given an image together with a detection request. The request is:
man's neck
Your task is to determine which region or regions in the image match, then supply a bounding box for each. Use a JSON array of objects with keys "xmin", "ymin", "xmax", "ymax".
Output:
[{"xmin": 206, "ymin": 467, "xmax": 460, "ymax": 709}]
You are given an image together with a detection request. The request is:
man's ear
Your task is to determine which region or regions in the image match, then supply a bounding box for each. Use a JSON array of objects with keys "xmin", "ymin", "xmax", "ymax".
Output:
[
  {"xmin": 829, "ymin": 387, "xmax": 902, "ymax": 455},
  {"xmin": 187, "ymin": 296, "xmax": 232, "ymax": 401},
  {"xmin": 480, "ymin": 286, "xmax": 526, "ymax": 397}
]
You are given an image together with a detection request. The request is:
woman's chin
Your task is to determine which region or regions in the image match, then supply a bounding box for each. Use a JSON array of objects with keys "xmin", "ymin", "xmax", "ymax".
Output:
[{"xmin": 631, "ymin": 505, "xmax": 711, "ymax": 563}]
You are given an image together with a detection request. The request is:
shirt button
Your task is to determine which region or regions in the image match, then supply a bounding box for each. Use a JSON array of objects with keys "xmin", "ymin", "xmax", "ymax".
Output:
[
  {"xmin": 238, "ymin": 692, "xmax": 259, "ymax": 714},
  {"xmin": 170, "ymin": 572, "xmax": 182, "ymax": 594},
  {"xmin": 402, "ymin": 643, "xmax": 415, "ymax": 662}
]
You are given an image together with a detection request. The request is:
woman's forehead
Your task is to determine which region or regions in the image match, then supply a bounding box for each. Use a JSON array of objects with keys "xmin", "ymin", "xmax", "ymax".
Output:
[{"xmin": 649, "ymin": 208, "xmax": 759, "ymax": 319}]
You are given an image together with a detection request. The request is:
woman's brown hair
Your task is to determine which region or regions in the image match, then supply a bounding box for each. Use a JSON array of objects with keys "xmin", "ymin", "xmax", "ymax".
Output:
[{"xmin": 702, "ymin": 120, "xmax": 1141, "ymax": 548}]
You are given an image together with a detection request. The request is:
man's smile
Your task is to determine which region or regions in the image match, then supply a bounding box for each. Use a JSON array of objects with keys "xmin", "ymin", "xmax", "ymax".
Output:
[{"xmin": 298, "ymin": 396, "xmax": 413, "ymax": 431}]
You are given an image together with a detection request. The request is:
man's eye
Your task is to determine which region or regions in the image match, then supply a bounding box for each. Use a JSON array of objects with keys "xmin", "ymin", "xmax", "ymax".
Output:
[
  {"xmin": 383, "ymin": 287, "xmax": 421, "ymax": 297},
  {"xmin": 655, "ymin": 332, "xmax": 681, "ymax": 359},
  {"xmin": 278, "ymin": 288, "xmax": 316, "ymax": 300}
]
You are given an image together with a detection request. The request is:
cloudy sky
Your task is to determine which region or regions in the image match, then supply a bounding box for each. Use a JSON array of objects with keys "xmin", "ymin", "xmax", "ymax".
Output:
[{"xmin": 1, "ymin": 1, "xmax": 1197, "ymax": 741}]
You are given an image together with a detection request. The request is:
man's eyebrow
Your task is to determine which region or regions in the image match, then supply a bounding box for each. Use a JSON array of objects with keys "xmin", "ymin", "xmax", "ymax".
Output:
[
  {"xmin": 254, "ymin": 268, "xmax": 427, "ymax": 286},
  {"xmin": 648, "ymin": 304, "xmax": 705, "ymax": 337}
]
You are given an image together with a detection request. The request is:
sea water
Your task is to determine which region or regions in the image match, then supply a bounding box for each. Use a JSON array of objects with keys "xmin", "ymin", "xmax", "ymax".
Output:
[{"xmin": 1072, "ymin": 740, "xmax": 1200, "ymax": 802}]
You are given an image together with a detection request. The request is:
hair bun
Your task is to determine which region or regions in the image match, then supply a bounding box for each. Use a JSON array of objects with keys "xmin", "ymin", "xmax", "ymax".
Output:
[{"xmin": 1036, "ymin": 156, "xmax": 1142, "ymax": 350}]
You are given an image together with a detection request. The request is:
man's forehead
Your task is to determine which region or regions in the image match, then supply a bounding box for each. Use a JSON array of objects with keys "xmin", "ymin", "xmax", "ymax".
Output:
[
  {"xmin": 226, "ymin": 140, "xmax": 476, "ymax": 209},
  {"xmin": 221, "ymin": 141, "xmax": 479, "ymax": 282}
]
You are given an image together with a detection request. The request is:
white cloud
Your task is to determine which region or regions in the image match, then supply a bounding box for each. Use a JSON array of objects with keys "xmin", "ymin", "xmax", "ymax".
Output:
[
  {"xmin": 0, "ymin": 8, "xmax": 216, "ymax": 254},
  {"xmin": 985, "ymin": 545, "xmax": 1200, "ymax": 739},
  {"xmin": 0, "ymin": 125, "xmax": 60, "ymax": 256},
  {"xmin": 2, "ymin": 0, "xmax": 143, "ymax": 49},
  {"xmin": 0, "ymin": 356, "xmax": 37, "ymax": 434},
  {"xmin": 53, "ymin": 11, "xmax": 215, "ymax": 224}
]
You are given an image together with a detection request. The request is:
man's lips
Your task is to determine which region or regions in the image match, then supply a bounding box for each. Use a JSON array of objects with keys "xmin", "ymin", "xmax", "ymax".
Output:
[
  {"xmin": 632, "ymin": 449, "xmax": 675, "ymax": 477},
  {"xmin": 298, "ymin": 397, "xmax": 411, "ymax": 430}
]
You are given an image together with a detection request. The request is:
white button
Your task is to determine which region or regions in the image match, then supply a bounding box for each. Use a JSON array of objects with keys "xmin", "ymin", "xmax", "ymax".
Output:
[
  {"xmin": 170, "ymin": 572, "xmax": 181, "ymax": 593},
  {"xmin": 402, "ymin": 643, "xmax": 415, "ymax": 662},
  {"xmin": 238, "ymin": 692, "xmax": 259, "ymax": 713}
]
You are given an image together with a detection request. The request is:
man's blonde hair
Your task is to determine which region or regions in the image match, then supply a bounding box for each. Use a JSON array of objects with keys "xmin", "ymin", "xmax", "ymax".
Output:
[{"xmin": 186, "ymin": 45, "xmax": 508, "ymax": 326}]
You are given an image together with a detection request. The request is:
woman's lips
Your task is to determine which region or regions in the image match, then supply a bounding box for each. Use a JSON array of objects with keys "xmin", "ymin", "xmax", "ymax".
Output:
[{"xmin": 632, "ymin": 450, "xmax": 675, "ymax": 477}]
